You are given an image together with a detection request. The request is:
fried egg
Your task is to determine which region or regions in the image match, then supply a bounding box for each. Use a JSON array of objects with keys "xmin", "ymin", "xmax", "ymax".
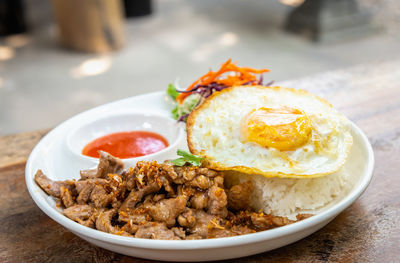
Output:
[{"xmin": 186, "ymin": 86, "xmax": 353, "ymax": 178}]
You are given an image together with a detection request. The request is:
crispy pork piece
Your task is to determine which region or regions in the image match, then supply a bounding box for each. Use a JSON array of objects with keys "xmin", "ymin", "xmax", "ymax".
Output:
[
  {"xmin": 80, "ymin": 151, "xmax": 124, "ymax": 179},
  {"xmin": 135, "ymin": 222, "xmax": 183, "ymax": 240},
  {"xmin": 63, "ymin": 204, "xmax": 97, "ymax": 228},
  {"xmin": 119, "ymin": 180, "xmax": 161, "ymax": 211},
  {"xmin": 144, "ymin": 195, "xmax": 187, "ymax": 227},
  {"xmin": 96, "ymin": 209, "xmax": 131, "ymax": 236},
  {"xmin": 75, "ymin": 178, "xmax": 108, "ymax": 204},
  {"xmin": 227, "ymin": 181, "xmax": 254, "ymax": 211},
  {"xmin": 34, "ymin": 170, "xmax": 75, "ymax": 198},
  {"xmin": 60, "ymin": 186, "xmax": 75, "ymax": 208},
  {"xmin": 207, "ymin": 185, "xmax": 228, "ymax": 218}
]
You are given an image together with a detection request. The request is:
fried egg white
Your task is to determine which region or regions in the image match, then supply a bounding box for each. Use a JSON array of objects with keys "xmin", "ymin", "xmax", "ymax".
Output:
[{"xmin": 186, "ymin": 86, "xmax": 353, "ymax": 178}]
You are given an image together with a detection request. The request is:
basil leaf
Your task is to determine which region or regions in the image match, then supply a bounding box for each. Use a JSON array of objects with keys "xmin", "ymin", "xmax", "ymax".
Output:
[
  {"xmin": 170, "ymin": 150, "xmax": 203, "ymax": 166},
  {"xmin": 170, "ymin": 157, "xmax": 187, "ymax": 166},
  {"xmin": 178, "ymin": 149, "xmax": 203, "ymax": 166},
  {"xmin": 167, "ymin": 83, "xmax": 179, "ymax": 100}
]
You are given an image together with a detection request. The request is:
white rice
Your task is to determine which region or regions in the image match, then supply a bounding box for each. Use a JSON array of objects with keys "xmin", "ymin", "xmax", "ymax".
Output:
[{"xmin": 224, "ymin": 167, "xmax": 353, "ymax": 219}]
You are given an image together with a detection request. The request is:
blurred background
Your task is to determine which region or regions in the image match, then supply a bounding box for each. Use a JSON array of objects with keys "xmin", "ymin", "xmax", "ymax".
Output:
[{"xmin": 0, "ymin": 0, "xmax": 399, "ymax": 135}]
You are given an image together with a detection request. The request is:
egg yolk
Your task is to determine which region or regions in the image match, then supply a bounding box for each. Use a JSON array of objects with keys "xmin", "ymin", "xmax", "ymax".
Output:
[{"xmin": 241, "ymin": 107, "xmax": 312, "ymax": 151}]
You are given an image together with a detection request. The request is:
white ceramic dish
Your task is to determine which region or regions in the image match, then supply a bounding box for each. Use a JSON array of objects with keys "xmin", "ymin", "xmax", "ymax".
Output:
[
  {"xmin": 67, "ymin": 112, "xmax": 185, "ymax": 165},
  {"xmin": 25, "ymin": 92, "xmax": 374, "ymax": 262}
]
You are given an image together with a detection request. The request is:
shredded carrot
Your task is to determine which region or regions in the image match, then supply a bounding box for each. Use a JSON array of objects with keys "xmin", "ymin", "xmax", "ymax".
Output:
[{"xmin": 176, "ymin": 59, "xmax": 269, "ymax": 104}]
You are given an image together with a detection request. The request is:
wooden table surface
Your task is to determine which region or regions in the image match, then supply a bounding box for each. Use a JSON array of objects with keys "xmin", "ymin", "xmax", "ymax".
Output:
[{"xmin": 1, "ymin": 60, "xmax": 400, "ymax": 262}]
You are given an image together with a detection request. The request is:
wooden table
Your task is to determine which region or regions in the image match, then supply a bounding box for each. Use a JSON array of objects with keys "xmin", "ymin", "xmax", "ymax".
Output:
[{"xmin": 1, "ymin": 60, "xmax": 399, "ymax": 262}]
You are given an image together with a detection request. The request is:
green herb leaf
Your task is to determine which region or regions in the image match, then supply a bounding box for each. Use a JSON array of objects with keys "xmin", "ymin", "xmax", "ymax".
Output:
[
  {"xmin": 167, "ymin": 83, "xmax": 179, "ymax": 100},
  {"xmin": 170, "ymin": 157, "xmax": 187, "ymax": 166},
  {"xmin": 170, "ymin": 149, "xmax": 203, "ymax": 166},
  {"xmin": 177, "ymin": 149, "xmax": 203, "ymax": 165},
  {"xmin": 171, "ymin": 106, "xmax": 179, "ymax": 120}
]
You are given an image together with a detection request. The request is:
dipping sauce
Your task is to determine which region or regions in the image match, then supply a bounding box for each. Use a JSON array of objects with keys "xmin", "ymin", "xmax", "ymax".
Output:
[{"xmin": 82, "ymin": 131, "xmax": 169, "ymax": 159}]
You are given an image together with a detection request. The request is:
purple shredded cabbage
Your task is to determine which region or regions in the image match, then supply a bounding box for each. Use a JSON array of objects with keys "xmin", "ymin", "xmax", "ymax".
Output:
[
  {"xmin": 264, "ymin": 80, "xmax": 275, "ymax": 86},
  {"xmin": 177, "ymin": 75, "xmax": 273, "ymax": 99},
  {"xmin": 177, "ymin": 113, "xmax": 190, "ymax": 122},
  {"xmin": 258, "ymin": 75, "xmax": 264, "ymax": 85}
]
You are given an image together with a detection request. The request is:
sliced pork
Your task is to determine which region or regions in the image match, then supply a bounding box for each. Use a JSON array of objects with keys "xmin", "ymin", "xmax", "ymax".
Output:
[{"xmin": 35, "ymin": 152, "xmax": 312, "ymax": 240}]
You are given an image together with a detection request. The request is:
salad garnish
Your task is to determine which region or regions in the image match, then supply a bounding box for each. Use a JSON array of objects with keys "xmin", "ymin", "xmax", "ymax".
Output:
[{"xmin": 167, "ymin": 59, "xmax": 272, "ymax": 122}]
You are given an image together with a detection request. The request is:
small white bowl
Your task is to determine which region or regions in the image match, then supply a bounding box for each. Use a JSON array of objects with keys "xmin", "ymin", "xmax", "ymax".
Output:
[{"xmin": 66, "ymin": 112, "xmax": 185, "ymax": 166}]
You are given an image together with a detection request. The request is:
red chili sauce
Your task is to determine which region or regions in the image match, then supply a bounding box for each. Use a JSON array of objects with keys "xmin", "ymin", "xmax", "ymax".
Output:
[{"xmin": 82, "ymin": 131, "xmax": 169, "ymax": 159}]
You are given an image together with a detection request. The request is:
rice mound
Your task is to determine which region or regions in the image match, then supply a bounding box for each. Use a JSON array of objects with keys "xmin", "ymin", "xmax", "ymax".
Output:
[{"xmin": 224, "ymin": 167, "xmax": 353, "ymax": 219}]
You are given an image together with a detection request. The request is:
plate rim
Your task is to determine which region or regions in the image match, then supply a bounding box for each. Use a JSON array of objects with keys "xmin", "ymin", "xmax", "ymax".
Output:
[{"xmin": 25, "ymin": 91, "xmax": 375, "ymax": 250}]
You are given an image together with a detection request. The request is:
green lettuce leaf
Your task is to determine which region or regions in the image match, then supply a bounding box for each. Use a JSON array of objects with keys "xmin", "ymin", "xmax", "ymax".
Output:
[
  {"xmin": 166, "ymin": 83, "xmax": 202, "ymax": 121},
  {"xmin": 173, "ymin": 93, "xmax": 201, "ymax": 120},
  {"xmin": 167, "ymin": 83, "xmax": 179, "ymax": 100}
]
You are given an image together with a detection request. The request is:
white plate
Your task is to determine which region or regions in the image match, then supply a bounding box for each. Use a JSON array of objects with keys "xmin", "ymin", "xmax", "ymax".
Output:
[{"xmin": 25, "ymin": 91, "xmax": 374, "ymax": 262}]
